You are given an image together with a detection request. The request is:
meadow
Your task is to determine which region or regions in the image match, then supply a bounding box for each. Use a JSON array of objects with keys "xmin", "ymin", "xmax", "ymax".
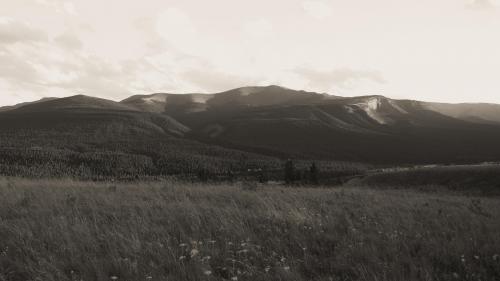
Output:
[{"xmin": 0, "ymin": 178, "xmax": 499, "ymax": 281}]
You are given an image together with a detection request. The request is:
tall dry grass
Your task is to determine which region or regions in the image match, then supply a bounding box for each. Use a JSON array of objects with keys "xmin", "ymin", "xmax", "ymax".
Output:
[{"xmin": 0, "ymin": 178, "xmax": 499, "ymax": 281}]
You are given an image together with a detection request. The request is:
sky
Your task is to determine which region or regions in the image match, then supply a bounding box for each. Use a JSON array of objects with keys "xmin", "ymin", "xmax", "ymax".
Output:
[{"xmin": 1, "ymin": 0, "xmax": 500, "ymax": 106}]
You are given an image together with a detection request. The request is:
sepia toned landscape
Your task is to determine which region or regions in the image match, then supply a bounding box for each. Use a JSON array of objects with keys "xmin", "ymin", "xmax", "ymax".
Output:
[
  {"xmin": 1, "ymin": 86, "xmax": 500, "ymax": 281},
  {"xmin": 2, "ymin": 0, "xmax": 500, "ymax": 280}
]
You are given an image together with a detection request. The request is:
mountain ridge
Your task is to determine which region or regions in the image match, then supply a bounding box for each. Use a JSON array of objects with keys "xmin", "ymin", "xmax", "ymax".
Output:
[
  {"xmin": 3, "ymin": 85, "xmax": 499, "ymax": 124},
  {"xmin": 10, "ymin": 94, "xmax": 138, "ymax": 112},
  {"xmin": 2, "ymin": 85, "xmax": 500, "ymax": 166}
]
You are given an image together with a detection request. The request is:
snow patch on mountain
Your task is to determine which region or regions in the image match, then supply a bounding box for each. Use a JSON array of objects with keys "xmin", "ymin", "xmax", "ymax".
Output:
[
  {"xmin": 238, "ymin": 87, "xmax": 263, "ymax": 96},
  {"xmin": 191, "ymin": 94, "xmax": 213, "ymax": 104},
  {"xmin": 143, "ymin": 94, "xmax": 168, "ymax": 104},
  {"xmin": 352, "ymin": 97, "xmax": 387, "ymax": 124},
  {"xmin": 345, "ymin": 106, "xmax": 355, "ymax": 114}
]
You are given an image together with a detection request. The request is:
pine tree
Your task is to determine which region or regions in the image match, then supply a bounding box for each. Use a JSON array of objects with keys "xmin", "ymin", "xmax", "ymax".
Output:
[{"xmin": 309, "ymin": 162, "xmax": 319, "ymax": 185}]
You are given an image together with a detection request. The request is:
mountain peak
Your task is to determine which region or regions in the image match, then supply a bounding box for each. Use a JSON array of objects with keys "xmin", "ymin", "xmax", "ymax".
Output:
[{"xmin": 12, "ymin": 94, "xmax": 136, "ymax": 112}]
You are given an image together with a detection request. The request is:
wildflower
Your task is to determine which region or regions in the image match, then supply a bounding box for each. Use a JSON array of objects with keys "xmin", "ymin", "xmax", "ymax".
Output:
[
  {"xmin": 264, "ymin": 266, "xmax": 271, "ymax": 273},
  {"xmin": 231, "ymin": 277, "xmax": 238, "ymax": 281},
  {"xmin": 110, "ymin": 276, "xmax": 118, "ymax": 280},
  {"xmin": 203, "ymin": 270, "xmax": 212, "ymax": 276},
  {"xmin": 190, "ymin": 249, "xmax": 199, "ymax": 258},
  {"xmin": 283, "ymin": 266, "xmax": 290, "ymax": 271},
  {"xmin": 146, "ymin": 276, "xmax": 153, "ymax": 280}
]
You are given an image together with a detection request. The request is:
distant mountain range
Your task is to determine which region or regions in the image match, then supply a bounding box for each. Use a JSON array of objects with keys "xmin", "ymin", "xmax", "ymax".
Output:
[{"xmin": 1, "ymin": 85, "xmax": 500, "ymax": 178}]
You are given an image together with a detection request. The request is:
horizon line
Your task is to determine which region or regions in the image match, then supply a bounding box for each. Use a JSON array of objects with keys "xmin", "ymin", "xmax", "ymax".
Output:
[{"xmin": 2, "ymin": 84, "xmax": 500, "ymax": 108}]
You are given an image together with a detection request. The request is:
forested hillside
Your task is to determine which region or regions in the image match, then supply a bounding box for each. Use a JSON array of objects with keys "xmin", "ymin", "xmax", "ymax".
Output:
[{"xmin": 2, "ymin": 86, "xmax": 500, "ymax": 180}]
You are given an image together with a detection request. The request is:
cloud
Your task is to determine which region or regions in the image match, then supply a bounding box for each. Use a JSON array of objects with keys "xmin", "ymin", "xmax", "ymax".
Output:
[
  {"xmin": 0, "ymin": 18, "xmax": 48, "ymax": 45},
  {"xmin": 0, "ymin": 29, "xmax": 138, "ymax": 101},
  {"xmin": 35, "ymin": 0, "xmax": 77, "ymax": 15},
  {"xmin": 302, "ymin": 0, "xmax": 333, "ymax": 20},
  {"xmin": 0, "ymin": 48, "xmax": 40, "ymax": 83},
  {"xmin": 467, "ymin": 0, "xmax": 496, "ymax": 10},
  {"xmin": 294, "ymin": 67, "xmax": 386, "ymax": 90},
  {"xmin": 244, "ymin": 19, "xmax": 274, "ymax": 38},
  {"xmin": 63, "ymin": 2, "xmax": 77, "ymax": 15},
  {"xmin": 156, "ymin": 8, "xmax": 199, "ymax": 55},
  {"xmin": 0, "ymin": 11, "xmax": 240, "ymax": 104},
  {"xmin": 55, "ymin": 31, "xmax": 83, "ymax": 50}
]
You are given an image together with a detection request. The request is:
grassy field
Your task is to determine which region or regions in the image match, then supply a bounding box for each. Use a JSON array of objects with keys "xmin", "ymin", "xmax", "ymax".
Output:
[{"xmin": 0, "ymin": 179, "xmax": 499, "ymax": 281}]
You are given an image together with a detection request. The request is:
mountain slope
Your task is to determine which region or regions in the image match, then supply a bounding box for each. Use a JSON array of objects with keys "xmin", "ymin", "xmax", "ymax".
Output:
[
  {"xmin": 0, "ymin": 100, "xmax": 283, "ymax": 179},
  {"xmin": 423, "ymin": 102, "xmax": 500, "ymax": 124},
  {"xmin": 162, "ymin": 94, "xmax": 500, "ymax": 164},
  {"xmin": 121, "ymin": 85, "xmax": 339, "ymax": 113},
  {"xmin": 12, "ymin": 95, "xmax": 137, "ymax": 112},
  {"xmin": 0, "ymin": 97, "xmax": 58, "ymax": 112},
  {"xmin": 3, "ymin": 86, "xmax": 500, "ymax": 168}
]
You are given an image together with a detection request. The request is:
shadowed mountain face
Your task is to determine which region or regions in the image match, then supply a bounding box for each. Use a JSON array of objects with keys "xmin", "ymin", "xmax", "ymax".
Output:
[
  {"xmin": 0, "ymin": 97, "xmax": 58, "ymax": 112},
  {"xmin": 13, "ymin": 95, "xmax": 137, "ymax": 112},
  {"xmin": 0, "ymin": 95, "xmax": 280, "ymax": 179},
  {"xmin": 2, "ymin": 85, "xmax": 500, "ymax": 167}
]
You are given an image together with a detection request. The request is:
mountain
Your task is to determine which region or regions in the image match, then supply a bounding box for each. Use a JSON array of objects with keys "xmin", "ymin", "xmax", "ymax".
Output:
[
  {"xmin": 423, "ymin": 102, "xmax": 500, "ymax": 124},
  {"xmin": 0, "ymin": 97, "xmax": 58, "ymax": 112},
  {"xmin": 0, "ymin": 97, "xmax": 190, "ymax": 139},
  {"xmin": 121, "ymin": 85, "xmax": 338, "ymax": 113},
  {"xmin": 160, "ymin": 92, "xmax": 500, "ymax": 163},
  {"xmin": 0, "ymin": 92, "xmax": 285, "ymax": 179},
  {"xmin": 12, "ymin": 94, "xmax": 137, "ymax": 112},
  {"xmin": 2, "ymin": 86, "xmax": 500, "ymax": 179}
]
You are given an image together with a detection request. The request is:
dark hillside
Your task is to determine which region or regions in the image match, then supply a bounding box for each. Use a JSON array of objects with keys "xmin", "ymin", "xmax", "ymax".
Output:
[
  {"xmin": 2, "ymin": 87, "xmax": 500, "ymax": 179},
  {"xmin": 0, "ymin": 109, "xmax": 282, "ymax": 179}
]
